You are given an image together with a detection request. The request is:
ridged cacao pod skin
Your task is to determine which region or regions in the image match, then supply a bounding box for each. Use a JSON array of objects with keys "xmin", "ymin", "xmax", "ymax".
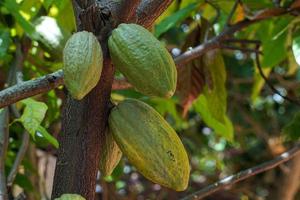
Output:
[
  {"xmin": 108, "ymin": 24, "xmax": 177, "ymax": 98},
  {"xmin": 109, "ymin": 99, "xmax": 190, "ymax": 191},
  {"xmin": 99, "ymin": 128, "xmax": 122, "ymax": 176},
  {"xmin": 63, "ymin": 31, "xmax": 103, "ymax": 100}
]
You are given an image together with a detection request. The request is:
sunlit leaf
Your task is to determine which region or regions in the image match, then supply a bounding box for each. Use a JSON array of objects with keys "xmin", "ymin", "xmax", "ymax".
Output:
[
  {"xmin": 36, "ymin": 126, "xmax": 59, "ymax": 148},
  {"xmin": 292, "ymin": 35, "xmax": 300, "ymax": 66},
  {"xmin": 251, "ymin": 67, "xmax": 271, "ymax": 103},
  {"xmin": 17, "ymin": 98, "xmax": 48, "ymax": 136},
  {"xmin": 16, "ymin": 99, "xmax": 59, "ymax": 148},
  {"xmin": 0, "ymin": 29, "xmax": 10, "ymax": 58},
  {"xmin": 154, "ymin": 2, "xmax": 199, "ymax": 37},
  {"xmin": 194, "ymin": 95, "xmax": 233, "ymax": 141}
]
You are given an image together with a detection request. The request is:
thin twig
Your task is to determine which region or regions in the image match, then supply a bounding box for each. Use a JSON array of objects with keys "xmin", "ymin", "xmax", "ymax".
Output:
[
  {"xmin": 0, "ymin": 70, "xmax": 64, "ymax": 109},
  {"xmin": 7, "ymin": 78, "xmax": 30, "ymax": 188},
  {"xmin": 224, "ymin": 38, "xmax": 261, "ymax": 45},
  {"xmin": 220, "ymin": 45, "xmax": 262, "ymax": 54},
  {"xmin": 254, "ymin": 45, "xmax": 300, "ymax": 106},
  {"xmin": 7, "ymin": 131, "xmax": 29, "ymax": 187},
  {"xmin": 226, "ymin": 0, "xmax": 240, "ymax": 26},
  {"xmin": 205, "ymin": 0, "xmax": 220, "ymax": 25},
  {"xmin": 181, "ymin": 143, "xmax": 300, "ymax": 200},
  {"xmin": 0, "ymin": 43, "xmax": 23, "ymax": 200}
]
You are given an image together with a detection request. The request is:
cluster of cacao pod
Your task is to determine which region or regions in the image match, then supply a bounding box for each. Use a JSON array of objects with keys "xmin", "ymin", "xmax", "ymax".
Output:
[{"xmin": 63, "ymin": 23, "xmax": 190, "ymax": 191}]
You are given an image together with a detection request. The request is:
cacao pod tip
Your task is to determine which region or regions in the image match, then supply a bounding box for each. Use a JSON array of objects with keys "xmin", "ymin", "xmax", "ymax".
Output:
[{"xmin": 165, "ymin": 90, "xmax": 175, "ymax": 98}]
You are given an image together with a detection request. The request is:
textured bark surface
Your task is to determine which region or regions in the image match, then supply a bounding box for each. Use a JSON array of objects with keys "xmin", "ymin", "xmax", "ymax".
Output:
[{"xmin": 51, "ymin": 59, "xmax": 114, "ymax": 199}]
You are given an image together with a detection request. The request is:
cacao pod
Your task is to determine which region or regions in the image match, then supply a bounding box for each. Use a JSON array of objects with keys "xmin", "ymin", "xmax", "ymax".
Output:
[
  {"xmin": 99, "ymin": 128, "xmax": 122, "ymax": 176},
  {"xmin": 108, "ymin": 99, "xmax": 190, "ymax": 191},
  {"xmin": 108, "ymin": 24, "xmax": 177, "ymax": 98},
  {"xmin": 54, "ymin": 194, "xmax": 85, "ymax": 200},
  {"xmin": 63, "ymin": 31, "xmax": 103, "ymax": 100}
]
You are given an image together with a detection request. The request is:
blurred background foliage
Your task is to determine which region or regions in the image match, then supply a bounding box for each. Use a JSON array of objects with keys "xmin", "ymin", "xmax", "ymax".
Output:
[{"xmin": 0, "ymin": 0, "xmax": 300, "ymax": 199}]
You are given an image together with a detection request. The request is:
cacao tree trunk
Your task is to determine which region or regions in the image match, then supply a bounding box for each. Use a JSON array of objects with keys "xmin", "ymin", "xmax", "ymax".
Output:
[{"xmin": 51, "ymin": 1, "xmax": 114, "ymax": 199}]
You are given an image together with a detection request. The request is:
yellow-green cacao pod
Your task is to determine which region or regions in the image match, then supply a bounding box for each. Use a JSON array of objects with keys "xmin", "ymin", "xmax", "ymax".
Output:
[
  {"xmin": 108, "ymin": 24, "xmax": 177, "ymax": 98},
  {"xmin": 63, "ymin": 31, "xmax": 103, "ymax": 100},
  {"xmin": 54, "ymin": 194, "xmax": 85, "ymax": 200},
  {"xmin": 99, "ymin": 128, "xmax": 122, "ymax": 176},
  {"xmin": 108, "ymin": 99, "xmax": 190, "ymax": 191}
]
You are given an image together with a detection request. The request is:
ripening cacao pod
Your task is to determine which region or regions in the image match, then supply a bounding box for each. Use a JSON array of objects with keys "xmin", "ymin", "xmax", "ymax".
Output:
[
  {"xmin": 108, "ymin": 99, "xmax": 190, "ymax": 191},
  {"xmin": 99, "ymin": 128, "xmax": 122, "ymax": 176},
  {"xmin": 63, "ymin": 31, "xmax": 103, "ymax": 100},
  {"xmin": 108, "ymin": 24, "xmax": 177, "ymax": 98}
]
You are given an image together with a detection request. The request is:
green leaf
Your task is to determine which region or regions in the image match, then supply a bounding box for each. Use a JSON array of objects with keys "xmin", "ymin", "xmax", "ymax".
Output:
[
  {"xmin": 292, "ymin": 35, "xmax": 300, "ymax": 66},
  {"xmin": 193, "ymin": 50, "xmax": 233, "ymax": 141},
  {"xmin": 260, "ymin": 17, "xmax": 292, "ymax": 68},
  {"xmin": 19, "ymin": 0, "xmax": 42, "ymax": 19},
  {"xmin": 282, "ymin": 112, "xmax": 300, "ymax": 141},
  {"xmin": 16, "ymin": 99, "xmax": 59, "ymax": 148},
  {"xmin": 149, "ymin": 97, "xmax": 184, "ymax": 128},
  {"xmin": 251, "ymin": 67, "xmax": 271, "ymax": 103},
  {"xmin": 43, "ymin": 0, "xmax": 54, "ymax": 10},
  {"xmin": 154, "ymin": 2, "xmax": 199, "ymax": 37},
  {"xmin": 194, "ymin": 96, "xmax": 233, "ymax": 141},
  {"xmin": 36, "ymin": 126, "xmax": 59, "ymax": 148},
  {"xmin": 17, "ymin": 98, "xmax": 48, "ymax": 136},
  {"xmin": 4, "ymin": 0, "xmax": 40, "ymax": 40},
  {"xmin": 0, "ymin": 29, "xmax": 11, "ymax": 58}
]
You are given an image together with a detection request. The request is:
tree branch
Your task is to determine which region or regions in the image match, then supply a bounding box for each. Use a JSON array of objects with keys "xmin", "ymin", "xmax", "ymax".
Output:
[
  {"xmin": 136, "ymin": 0, "xmax": 174, "ymax": 28},
  {"xmin": 0, "ymin": 70, "xmax": 64, "ymax": 109},
  {"xmin": 0, "ymin": 108, "xmax": 9, "ymax": 200},
  {"xmin": 181, "ymin": 143, "xmax": 300, "ymax": 200}
]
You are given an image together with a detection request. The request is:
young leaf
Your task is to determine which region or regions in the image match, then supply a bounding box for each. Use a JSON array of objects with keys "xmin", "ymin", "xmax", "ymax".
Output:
[
  {"xmin": 292, "ymin": 35, "xmax": 300, "ymax": 66},
  {"xmin": 0, "ymin": 29, "xmax": 11, "ymax": 58},
  {"xmin": 15, "ymin": 99, "xmax": 59, "ymax": 148},
  {"xmin": 17, "ymin": 98, "xmax": 48, "ymax": 136},
  {"xmin": 36, "ymin": 126, "xmax": 59, "ymax": 148}
]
